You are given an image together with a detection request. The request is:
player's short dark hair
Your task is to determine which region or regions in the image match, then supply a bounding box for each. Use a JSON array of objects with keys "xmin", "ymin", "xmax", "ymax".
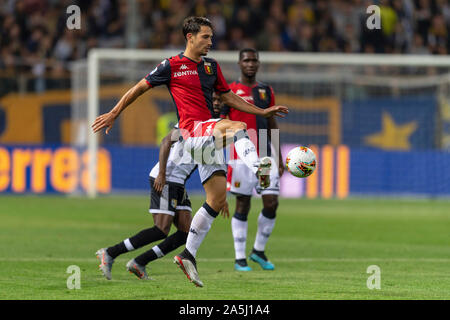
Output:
[
  {"xmin": 239, "ymin": 48, "xmax": 259, "ymax": 61},
  {"xmin": 182, "ymin": 16, "xmax": 213, "ymax": 40}
]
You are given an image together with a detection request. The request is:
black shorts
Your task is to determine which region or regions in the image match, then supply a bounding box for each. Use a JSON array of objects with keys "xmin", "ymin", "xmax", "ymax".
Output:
[{"xmin": 149, "ymin": 178, "xmax": 192, "ymax": 216}]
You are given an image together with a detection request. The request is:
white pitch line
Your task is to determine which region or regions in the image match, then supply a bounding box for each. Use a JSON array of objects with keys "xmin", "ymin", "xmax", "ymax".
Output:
[{"xmin": 0, "ymin": 257, "xmax": 449, "ymax": 263}]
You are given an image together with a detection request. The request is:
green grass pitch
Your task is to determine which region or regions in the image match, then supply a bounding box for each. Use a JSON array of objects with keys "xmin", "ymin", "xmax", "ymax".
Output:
[{"xmin": 0, "ymin": 195, "xmax": 449, "ymax": 300}]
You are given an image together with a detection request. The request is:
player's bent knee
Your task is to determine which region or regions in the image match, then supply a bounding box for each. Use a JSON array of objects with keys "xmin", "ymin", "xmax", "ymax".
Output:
[
  {"xmin": 204, "ymin": 201, "xmax": 224, "ymax": 218},
  {"xmin": 262, "ymin": 196, "xmax": 278, "ymax": 219},
  {"xmin": 236, "ymin": 195, "xmax": 251, "ymax": 214},
  {"xmin": 156, "ymin": 223, "xmax": 171, "ymax": 236},
  {"xmin": 175, "ymin": 210, "xmax": 192, "ymax": 233},
  {"xmin": 216, "ymin": 198, "xmax": 227, "ymax": 213},
  {"xmin": 234, "ymin": 121, "xmax": 247, "ymax": 132},
  {"xmin": 155, "ymin": 215, "xmax": 173, "ymax": 236},
  {"xmin": 233, "ymin": 211, "xmax": 248, "ymax": 221},
  {"xmin": 178, "ymin": 225, "xmax": 190, "ymax": 233},
  {"xmin": 263, "ymin": 195, "xmax": 279, "ymax": 213},
  {"xmin": 262, "ymin": 207, "xmax": 276, "ymax": 219},
  {"xmin": 267, "ymin": 199, "xmax": 279, "ymax": 212},
  {"xmin": 206, "ymin": 195, "xmax": 227, "ymax": 211}
]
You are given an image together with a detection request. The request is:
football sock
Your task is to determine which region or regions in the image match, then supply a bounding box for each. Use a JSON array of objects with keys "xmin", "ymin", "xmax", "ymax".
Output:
[
  {"xmin": 106, "ymin": 226, "xmax": 166, "ymax": 259},
  {"xmin": 185, "ymin": 203, "xmax": 218, "ymax": 258},
  {"xmin": 235, "ymin": 258, "xmax": 249, "ymax": 267},
  {"xmin": 129, "ymin": 226, "xmax": 167, "ymax": 248},
  {"xmin": 134, "ymin": 230, "xmax": 188, "ymax": 266},
  {"xmin": 251, "ymin": 248, "xmax": 269, "ymax": 261},
  {"xmin": 233, "ymin": 130, "xmax": 259, "ymax": 174},
  {"xmin": 232, "ymin": 212, "xmax": 248, "ymax": 260},
  {"xmin": 253, "ymin": 208, "xmax": 276, "ymax": 252},
  {"xmin": 158, "ymin": 230, "xmax": 189, "ymax": 254},
  {"xmin": 180, "ymin": 248, "xmax": 197, "ymax": 267},
  {"xmin": 106, "ymin": 242, "xmax": 127, "ymax": 259}
]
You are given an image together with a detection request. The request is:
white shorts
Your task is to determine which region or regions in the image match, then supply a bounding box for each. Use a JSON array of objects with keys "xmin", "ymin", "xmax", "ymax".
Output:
[
  {"xmin": 198, "ymin": 163, "xmax": 227, "ymax": 184},
  {"xmin": 183, "ymin": 118, "xmax": 227, "ymax": 184},
  {"xmin": 228, "ymin": 158, "xmax": 280, "ymax": 196}
]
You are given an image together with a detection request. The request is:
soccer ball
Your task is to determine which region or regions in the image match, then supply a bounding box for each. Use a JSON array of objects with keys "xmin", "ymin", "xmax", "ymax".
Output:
[{"xmin": 285, "ymin": 146, "xmax": 317, "ymax": 178}]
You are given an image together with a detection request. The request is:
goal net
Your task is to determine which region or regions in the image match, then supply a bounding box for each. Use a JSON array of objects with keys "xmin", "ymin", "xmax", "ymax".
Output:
[{"xmin": 70, "ymin": 50, "xmax": 450, "ymax": 198}]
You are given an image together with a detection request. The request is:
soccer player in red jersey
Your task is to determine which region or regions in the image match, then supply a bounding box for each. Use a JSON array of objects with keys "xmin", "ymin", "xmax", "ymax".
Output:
[
  {"xmin": 92, "ymin": 17, "xmax": 288, "ymax": 287},
  {"xmin": 221, "ymin": 49, "xmax": 284, "ymax": 272}
]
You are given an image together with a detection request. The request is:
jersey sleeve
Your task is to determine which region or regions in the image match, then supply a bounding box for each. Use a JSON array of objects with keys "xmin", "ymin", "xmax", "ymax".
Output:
[
  {"xmin": 269, "ymin": 86, "xmax": 275, "ymax": 107},
  {"xmin": 145, "ymin": 59, "xmax": 171, "ymax": 87},
  {"xmin": 214, "ymin": 62, "xmax": 230, "ymax": 93}
]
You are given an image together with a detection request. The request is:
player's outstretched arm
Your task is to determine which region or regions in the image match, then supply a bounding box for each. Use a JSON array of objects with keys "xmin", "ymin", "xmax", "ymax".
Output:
[
  {"xmin": 219, "ymin": 91, "xmax": 289, "ymax": 118},
  {"xmin": 153, "ymin": 128, "xmax": 178, "ymax": 194},
  {"xmin": 91, "ymin": 79, "xmax": 151, "ymax": 134}
]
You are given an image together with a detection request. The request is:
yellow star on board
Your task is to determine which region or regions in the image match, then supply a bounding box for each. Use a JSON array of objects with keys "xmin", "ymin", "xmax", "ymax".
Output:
[{"xmin": 364, "ymin": 112, "xmax": 418, "ymax": 150}]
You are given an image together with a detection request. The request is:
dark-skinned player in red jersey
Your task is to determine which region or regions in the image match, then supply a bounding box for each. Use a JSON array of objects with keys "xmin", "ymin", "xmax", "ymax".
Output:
[
  {"xmin": 92, "ymin": 17, "xmax": 289, "ymax": 287},
  {"xmin": 221, "ymin": 49, "xmax": 284, "ymax": 272}
]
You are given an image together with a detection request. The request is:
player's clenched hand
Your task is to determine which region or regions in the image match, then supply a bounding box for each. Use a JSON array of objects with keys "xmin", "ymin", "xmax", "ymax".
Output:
[
  {"xmin": 153, "ymin": 173, "xmax": 165, "ymax": 194},
  {"xmin": 92, "ymin": 112, "xmax": 117, "ymax": 134},
  {"xmin": 263, "ymin": 105, "xmax": 289, "ymax": 118},
  {"xmin": 220, "ymin": 201, "xmax": 230, "ymax": 219}
]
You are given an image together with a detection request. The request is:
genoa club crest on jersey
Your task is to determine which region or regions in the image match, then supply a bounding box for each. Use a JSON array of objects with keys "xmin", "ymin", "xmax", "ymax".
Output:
[
  {"xmin": 204, "ymin": 62, "xmax": 213, "ymax": 75},
  {"xmin": 258, "ymin": 88, "xmax": 267, "ymax": 101}
]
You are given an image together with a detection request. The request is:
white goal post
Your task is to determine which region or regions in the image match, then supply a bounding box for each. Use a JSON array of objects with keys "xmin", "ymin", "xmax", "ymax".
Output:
[{"xmin": 84, "ymin": 49, "xmax": 450, "ymax": 198}]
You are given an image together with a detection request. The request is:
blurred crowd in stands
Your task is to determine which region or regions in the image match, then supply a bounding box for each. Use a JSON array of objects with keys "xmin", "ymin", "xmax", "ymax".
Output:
[{"xmin": 0, "ymin": 0, "xmax": 449, "ymax": 93}]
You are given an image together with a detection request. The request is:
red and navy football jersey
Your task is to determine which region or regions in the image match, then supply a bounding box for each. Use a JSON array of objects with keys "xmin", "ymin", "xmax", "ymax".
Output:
[
  {"xmin": 145, "ymin": 53, "xmax": 230, "ymax": 135},
  {"xmin": 220, "ymin": 81, "xmax": 275, "ymax": 156}
]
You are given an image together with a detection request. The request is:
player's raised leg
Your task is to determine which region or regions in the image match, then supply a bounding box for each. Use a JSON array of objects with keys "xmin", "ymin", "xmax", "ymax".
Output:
[
  {"xmin": 174, "ymin": 172, "xmax": 227, "ymax": 287},
  {"xmin": 213, "ymin": 119, "xmax": 272, "ymax": 188}
]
